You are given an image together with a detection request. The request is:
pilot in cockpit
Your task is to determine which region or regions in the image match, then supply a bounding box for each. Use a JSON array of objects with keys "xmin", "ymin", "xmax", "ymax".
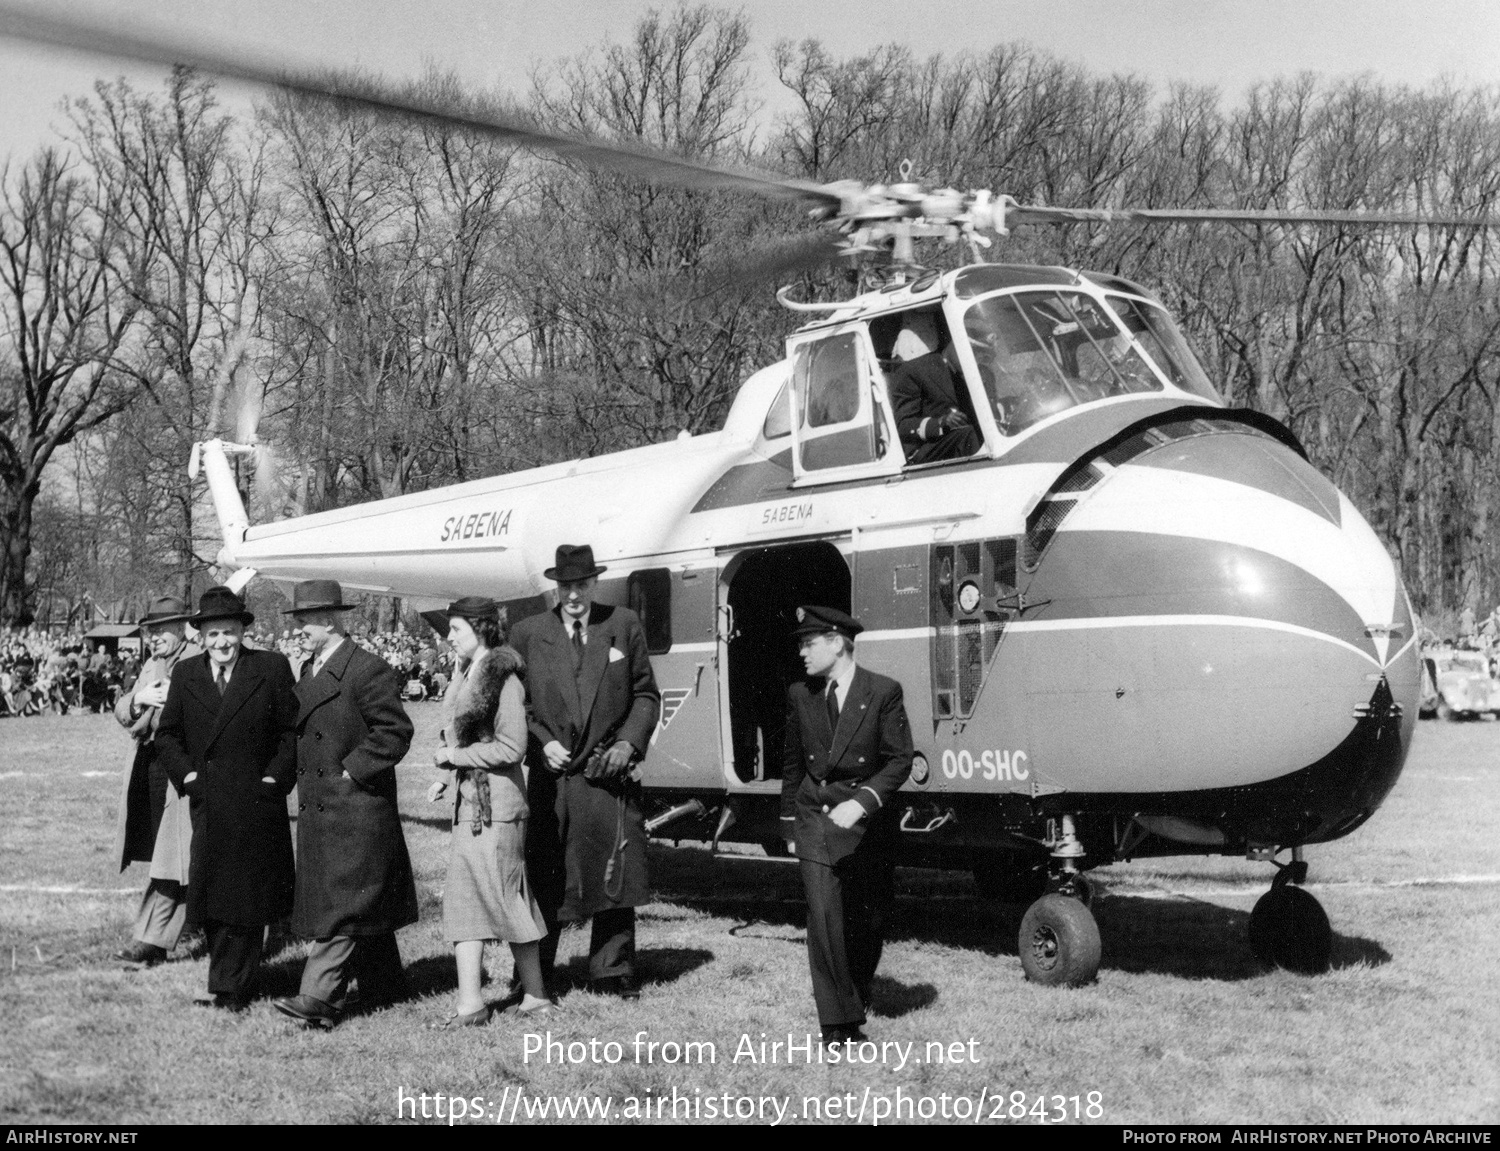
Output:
[{"xmin": 887, "ymin": 312, "xmax": 983, "ymax": 465}]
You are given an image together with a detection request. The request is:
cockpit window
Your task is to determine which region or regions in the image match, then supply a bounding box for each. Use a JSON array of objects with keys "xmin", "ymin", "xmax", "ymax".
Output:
[
  {"xmin": 962, "ymin": 290, "xmax": 1165, "ymax": 435},
  {"xmin": 1105, "ymin": 295, "xmax": 1222, "ymax": 402}
]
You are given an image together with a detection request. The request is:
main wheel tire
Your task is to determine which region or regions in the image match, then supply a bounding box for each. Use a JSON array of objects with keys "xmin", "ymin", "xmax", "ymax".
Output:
[
  {"xmin": 1018, "ymin": 894, "xmax": 1101, "ymax": 986},
  {"xmin": 1248, "ymin": 885, "xmax": 1332, "ymax": 974},
  {"xmin": 972, "ymin": 857, "xmax": 1049, "ymax": 904}
]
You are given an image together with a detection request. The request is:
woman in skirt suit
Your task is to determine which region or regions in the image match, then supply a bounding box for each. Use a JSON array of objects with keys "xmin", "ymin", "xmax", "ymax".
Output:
[{"xmin": 428, "ymin": 597, "xmax": 550, "ymax": 1025}]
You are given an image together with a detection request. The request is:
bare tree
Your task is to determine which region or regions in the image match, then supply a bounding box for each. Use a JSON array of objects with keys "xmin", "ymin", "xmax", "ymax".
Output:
[{"xmin": 0, "ymin": 148, "xmax": 142, "ymax": 625}]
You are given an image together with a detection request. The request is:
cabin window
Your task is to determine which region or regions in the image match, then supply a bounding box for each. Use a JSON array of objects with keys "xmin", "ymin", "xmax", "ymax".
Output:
[
  {"xmin": 627, "ymin": 568, "xmax": 673, "ymax": 654},
  {"xmin": 792, "ymin": 332, "xmax": 878, "ymax": 471},
  {"xmin": 761, "ymin": 381, "xmax": 792, "ymax": 439}
]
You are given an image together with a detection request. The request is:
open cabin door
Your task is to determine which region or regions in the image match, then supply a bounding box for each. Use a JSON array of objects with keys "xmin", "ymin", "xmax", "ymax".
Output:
[
  {"xmin": 717, "ymin": 541, "xmax": 852, "ymax": 790},
  {"xmin": 787, "ymin": 326, "xmax": 903, "ymax": 484}
]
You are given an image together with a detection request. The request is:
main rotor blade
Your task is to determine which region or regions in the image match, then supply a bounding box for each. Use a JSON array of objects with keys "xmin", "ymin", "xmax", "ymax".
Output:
[
  {"xmin": 698, "ymin": 233, "xmax": 850, "ymax": 295},
  {"xmin": 1007, "ymin": 205, "xmax": 1500, "ymax": 228},
  {"xmin": 0, "ymin": 3, "xmax": 840, "ymax": 209}
]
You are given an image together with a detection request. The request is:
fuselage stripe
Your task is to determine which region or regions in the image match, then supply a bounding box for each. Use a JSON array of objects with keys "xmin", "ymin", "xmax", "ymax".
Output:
[{"xmin": 1006, "ymin": 613, "xmax": 1384, "ymax": 668}]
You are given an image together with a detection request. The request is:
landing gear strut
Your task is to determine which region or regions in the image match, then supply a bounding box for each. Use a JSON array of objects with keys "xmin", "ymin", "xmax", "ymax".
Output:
[
  {"xmin": 1018, "ymin": 815, "xmax": 1101, "ymax": 986},
  {"xmin": 1248, "ymin": 848, "xmax": 1332, "ymax": 974}
]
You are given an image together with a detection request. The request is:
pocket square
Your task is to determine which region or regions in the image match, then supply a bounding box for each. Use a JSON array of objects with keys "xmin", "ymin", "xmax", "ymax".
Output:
[{"xmin": 608, "ymin": 647, "xmax": 625, "ymax": 663}]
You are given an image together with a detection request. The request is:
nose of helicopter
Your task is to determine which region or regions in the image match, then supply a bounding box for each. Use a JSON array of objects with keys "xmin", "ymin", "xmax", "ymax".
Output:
[{"xmin": 1013, "ymin": 427, "xmax": 1416, "ymax": 840}]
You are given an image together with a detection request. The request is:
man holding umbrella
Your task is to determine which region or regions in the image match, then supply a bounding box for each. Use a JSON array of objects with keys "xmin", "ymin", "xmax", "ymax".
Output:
[
  {"xmin": 155, "ymin": 586, "xmax": 299, "ymax": 1009},
  {"xmin": 272, "ymin": 580, "xmax": 417, "ymax": 1030},
  {"xmin": 113, "ymin": 596, "xmax": 200, "ymax": 966}
]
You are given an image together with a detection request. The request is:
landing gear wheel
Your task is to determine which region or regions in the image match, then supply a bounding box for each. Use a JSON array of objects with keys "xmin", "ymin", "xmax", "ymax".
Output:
[
  {"xmin": 1019, "ymin": 894, "xmax": 1101, "ymax": 986},
  {"xmin": 1248, "ymin": 885, "xmax": 1332, "ymax": 974},
  {"xmin": 972, "ymin": 857, "xmax": 1049, "ymax": 904}
]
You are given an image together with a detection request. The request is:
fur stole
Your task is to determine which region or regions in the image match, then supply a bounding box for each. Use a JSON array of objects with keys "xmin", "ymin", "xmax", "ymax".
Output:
[{"xmin": 449, "ymin": 645, "xmax": 524, "ymax": 749}]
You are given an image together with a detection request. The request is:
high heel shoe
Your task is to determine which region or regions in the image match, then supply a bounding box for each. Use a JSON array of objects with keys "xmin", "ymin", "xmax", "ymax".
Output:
[
  {"xmin": 442, "ymin": 1004, "xmax": 493, "ymax": 1028},
  {"xmin": 515, "ymin": 994, "xmax": 554, "ymax": 1018}
]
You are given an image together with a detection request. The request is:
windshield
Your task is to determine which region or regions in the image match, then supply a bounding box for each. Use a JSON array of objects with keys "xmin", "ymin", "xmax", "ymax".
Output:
[
  {"xmin": 961, "ymin": 290, "xmax": 1215, "ymax": 435},
  {"xmin": 1106, "ymin": 295, "xmax": 1221, "ymax": 402}
]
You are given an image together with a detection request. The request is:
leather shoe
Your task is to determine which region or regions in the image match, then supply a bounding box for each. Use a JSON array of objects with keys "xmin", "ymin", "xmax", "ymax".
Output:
[
  {"xmin": 589, "ymin": 975, "xmax": 640, "ymax": 1000},
  {"xmin": 116, "ymin": 942, "xmax": 167, "ymax": 966},
  {"xmin": 273, "ymin": 994, "xmax": 340, "ymax": 1030}
]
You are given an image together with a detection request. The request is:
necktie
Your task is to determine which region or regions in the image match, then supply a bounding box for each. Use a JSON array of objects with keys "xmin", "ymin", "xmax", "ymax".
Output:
[
  {"xmin": 215, "ymin": 667, "xmax": 227, "ymax": 696},
  {"xmin": 826, "ymin": 681, "xmax": 840, "ymax": 734},
  {"xmin": 571, "ymin": 621, "xmax": 584, "ymax": 667}
]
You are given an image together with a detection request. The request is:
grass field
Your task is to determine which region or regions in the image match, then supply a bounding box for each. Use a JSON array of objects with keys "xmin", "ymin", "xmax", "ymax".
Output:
[{"xmin": 2, "ymin": 706, "xmax": 1497, "ymax": 1125}]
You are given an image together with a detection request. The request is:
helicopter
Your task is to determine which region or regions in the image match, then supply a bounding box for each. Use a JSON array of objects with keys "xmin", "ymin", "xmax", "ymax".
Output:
[{"xmin": 5, "ymin": 5, "xmax": 1493, "ymax": 987}]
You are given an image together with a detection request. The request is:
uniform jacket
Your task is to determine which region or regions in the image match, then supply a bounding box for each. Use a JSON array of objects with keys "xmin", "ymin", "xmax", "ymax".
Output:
[
  {"xmin": 290, "ymin": 639, "xmax": 417, "ymax": 938},
  {"xmin": 155, "ymin": 647, "xmax": 299, "ymax": 927},
  {"xmin": 781, "ymin": 665, "xmax": 914, "ymax": 866},
  {"xmin": 113, "ymin": 641, "xmax": 199, "ymax": 876},
  {"xmin": 510, "ymin": 603, "xmax": 660, "ymax": 918},
  {"xmin": 509, "ymin": 604, "xmax": 660, "ymax": 771},
  {"xmin": 890, "ymin": 352, "xmax": 975, "ymax": 448}
]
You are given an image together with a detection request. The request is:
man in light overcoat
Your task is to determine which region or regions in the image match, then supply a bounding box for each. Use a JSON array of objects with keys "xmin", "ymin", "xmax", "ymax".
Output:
[
  {"xmin": 272, "ymin": 580, "xmax": 417, "ymax": 1029},
  {"xmin": 155, "ymin": 586, "xmax": 299, "ymax": 1009},
  {"xmin": 113, "ymin": 596, "xmax": 199, "ymax": 965},
  {"xmin": 509, "ymin": 544, "xmax": 660, "ymax": 998}
]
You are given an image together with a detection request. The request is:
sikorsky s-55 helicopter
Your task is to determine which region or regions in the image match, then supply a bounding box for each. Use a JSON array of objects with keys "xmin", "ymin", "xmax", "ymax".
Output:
[{"xmin": 7, "ymin": 6, "xmax": 1496, "ymax": 987}]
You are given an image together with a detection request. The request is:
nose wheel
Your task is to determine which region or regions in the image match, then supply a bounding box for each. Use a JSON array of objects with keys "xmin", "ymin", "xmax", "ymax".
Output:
[
  {"xmin": 1248, "ymin": 854, "xmax": 1332, "ymax": 974},
  {"xmin": 1018, "ymin": 814, "xmax": 1101, "ymax": 986}
]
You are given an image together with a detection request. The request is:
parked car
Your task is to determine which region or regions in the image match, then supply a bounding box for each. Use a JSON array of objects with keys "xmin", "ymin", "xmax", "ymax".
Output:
[{"xmin": 1430, "ymin": 651, "xmax": 1500, "ymax": 719}]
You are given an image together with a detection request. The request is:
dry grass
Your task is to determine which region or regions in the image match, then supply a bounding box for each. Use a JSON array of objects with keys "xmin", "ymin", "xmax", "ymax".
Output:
[{"xmin": 1, "ymin": 707, "xmax": 1497, "ymax": 1124}]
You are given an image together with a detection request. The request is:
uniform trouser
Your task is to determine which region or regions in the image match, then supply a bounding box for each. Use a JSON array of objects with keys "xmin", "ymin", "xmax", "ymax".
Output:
[
  {"xmin": 800, "ymin": 851, "xmax": 896, "ymax": 1028},
  {"xmin": 132, "ymin": 879, "xmax": 186, "ymax": 950},
  {"xmin": 205, "ymin": 920, "xmax": 263, "ymax": 999},
  {"xmin": 298, "ymin": 933, "xmax": 407, "ymax": 1009},
  {"xmin": 907, "ymin": 425, "xmax": 982, "ymax": 465}
]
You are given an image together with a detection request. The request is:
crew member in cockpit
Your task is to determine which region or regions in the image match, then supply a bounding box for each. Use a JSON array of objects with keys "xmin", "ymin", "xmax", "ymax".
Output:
[{"xmin": 888, "ymin": 312, "xmax": 982, "ymax": 464}]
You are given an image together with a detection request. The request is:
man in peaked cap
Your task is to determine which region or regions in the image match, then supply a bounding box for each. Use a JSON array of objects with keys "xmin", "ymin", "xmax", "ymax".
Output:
[
  {"xmin": 508, "ymin": 544, "xmax": 660, "ymax": 999},
  {"xmin": 781, "ymin": 605, "xmax": 913, "ymax": 1044},
  {"xmin": 155, "ymin": 586, "xmax": 299, "ymax": 1009},
  {"xmin": 272, "ymin": 580, "xmax": 416, "ymax": 1029},
  {"xmin": 113, "ymin": 596, "xmax": 200, "ymax": 966}
]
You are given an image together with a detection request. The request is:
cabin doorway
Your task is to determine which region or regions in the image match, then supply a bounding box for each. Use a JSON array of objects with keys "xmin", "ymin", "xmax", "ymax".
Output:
[{"xmin": 720, "ymin": 540, "xmax": 851, "ymax": 784}]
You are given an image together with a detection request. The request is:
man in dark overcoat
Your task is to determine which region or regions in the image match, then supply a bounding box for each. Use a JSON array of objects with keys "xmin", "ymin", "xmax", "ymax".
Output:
[
  {"xmin": 113, "ymin": 596, "xmax": 199, "ymax": 966},
  {"xmin": 155, "ymin": 586, "xmax": 299, "ymax": 1009},
  {"xmin": 509, "ymin": 544, "xmax": 660, "ymax": 998},
  {"xmin": 272, "ymin": 580, "xmax": 416, "ymax": 1029},
  {"xmin": 781, "ymin": 606, "xmax": 913, "ymax": 1044}
]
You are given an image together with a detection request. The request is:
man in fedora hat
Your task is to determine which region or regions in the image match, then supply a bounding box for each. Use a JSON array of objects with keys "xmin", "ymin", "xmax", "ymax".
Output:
[
  {"xmin": 272, "ymin": 581, "xmax": 416, "ymax": 1029},
  {"xmin": 113, "ymin": 596, "xmax": 201, "ymax": 966},
  {"xmin": 781, "ymin": 605, "xmax": 912, "ymax": 1044},
  {"xmin": 155, "ymin": 585, "xmax": 299, "ymax": 1009},
  {"xmin": 509, "ymin": 544, "xmax": 660, "ymax": 998}
]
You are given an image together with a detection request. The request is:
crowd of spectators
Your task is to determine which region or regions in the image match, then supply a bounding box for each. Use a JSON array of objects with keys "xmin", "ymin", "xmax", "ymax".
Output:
[
  {"xmin": 248, "ymin": 624, "xmax": 455, "ymax": 700},
  {"xmin": 1, "ymin": 623, "xmax": 454, "ymax": 717},
  {"xmin": 0, "ymin": 627, "xmax": 137, "ymax": 717}
]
